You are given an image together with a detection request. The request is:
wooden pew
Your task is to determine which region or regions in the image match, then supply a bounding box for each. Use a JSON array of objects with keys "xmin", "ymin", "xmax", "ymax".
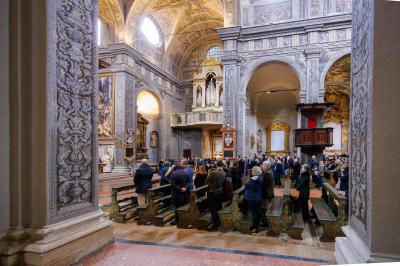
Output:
[
  {"xmin": 308, "ymin": 182, "xmax": 346, "ymax": 242},
  {"xmin": 137, "ymin": 184, "xmax": 174, "ymax": 226},
  {"xmin": 266, "ymin": 180, "xmax": 292, "ymax": 236},
  {"xmin": 324, "ymin": 182, "xmax": 347, "ymax": 226},
  {"xmin": 176, "ymin": 185, "xmax": 208, "ymax": 229},
  {"xmin": 218, "ymin": 186, "xmax": 246, "ymax": 232},
  {"xmin": 109, "ymin": 184, "xmax": 138, "ymax": 223}
]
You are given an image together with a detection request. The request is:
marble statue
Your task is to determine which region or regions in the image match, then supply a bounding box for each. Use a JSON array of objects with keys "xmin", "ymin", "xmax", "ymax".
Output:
[
  {"xmin": 224, "ymin": 133, "xmax": 233, "ymax": 148},
  {"xmin": 196, "ymin": 86, "xmax": 202, "ymax": 107},
  {"xmin": 150, "ymin": 131, "xmax": 158, "ymax": 148},
  {"xmin": 102, "ymin": 150, "xmax": 113, "ymax": 173},
  {"xmin": 256, "ymin": 129, "xmax": 262, "ymax": 152}
]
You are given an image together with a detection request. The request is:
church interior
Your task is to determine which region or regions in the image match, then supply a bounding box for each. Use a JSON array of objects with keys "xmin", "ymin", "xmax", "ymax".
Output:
[{"xmin": 1, "ymin": 0, "xmax": 400, "ymax": 265}]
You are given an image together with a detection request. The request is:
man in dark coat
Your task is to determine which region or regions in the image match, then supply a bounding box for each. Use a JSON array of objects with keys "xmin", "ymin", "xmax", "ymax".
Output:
[
  {"xmin": 170, "ymin": 165, "xmax": 191, "ymax": 225},
  {"xmin": 134, "ymin": 159, "xmax": 153, "ymax": 206},
  {"xmin": 296, "ymin": 164, "xmax": 311, "ymax": 221},
  {"xmin": 260, "ymin": 160, "xmax": 274, "ymax": 227},
  {"xmin": 205, "ymin": 160, "xmax": 226, "ymax": 230},
  {"xmin": 292, "ymin": 158, "xmax": 301, "ymax": 183}
]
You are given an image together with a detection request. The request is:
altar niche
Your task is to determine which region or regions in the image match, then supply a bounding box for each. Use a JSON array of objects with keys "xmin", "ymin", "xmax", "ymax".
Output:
[
  {"xmin": 245, "ymin": 61, "xmax": 301, "ymax": 156},
  {"xmin": 323, "ymin": 54, "xmax": 351, "ymax": 156}
]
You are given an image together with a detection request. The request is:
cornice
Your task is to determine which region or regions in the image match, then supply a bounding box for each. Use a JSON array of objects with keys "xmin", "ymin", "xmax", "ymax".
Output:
[
  {"xmin": 98, "ymin": 43, "xmax": 181, "ymax": 87},
  {"xmin": 218, "ymin": 14, "xmax": 352, "ymax": 41}
]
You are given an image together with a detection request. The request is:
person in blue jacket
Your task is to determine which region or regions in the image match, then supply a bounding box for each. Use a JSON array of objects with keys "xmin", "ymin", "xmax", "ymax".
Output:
[{"xmin": 244, "ymin": 166, "xmax": 264, "ymax": 233}]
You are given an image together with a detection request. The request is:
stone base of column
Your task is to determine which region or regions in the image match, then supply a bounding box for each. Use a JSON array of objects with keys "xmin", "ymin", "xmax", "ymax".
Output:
[
  {"xmin": 335, "ymin": 225, "xmax": 400, "ymax": 264},
  {"xmin": 1, "ymin": 210, "xmax": 113, "ymax": 266}
]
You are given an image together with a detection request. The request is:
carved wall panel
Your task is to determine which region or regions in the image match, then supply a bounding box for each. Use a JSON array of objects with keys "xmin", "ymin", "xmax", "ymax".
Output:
[
  {"xmin": 349, "ymin": 0, "xmax": 372, "ymax": 239},
  {"xmin": 54, "ymin": 0, "xmax": 98, "ymax": 220},
  {"xmin": 253, "ymin": 0, "xmax": 292, "ymax": 25},
  {"xmin": 223, "ymin": 66, "xmax": 235, "ymax": 125}
]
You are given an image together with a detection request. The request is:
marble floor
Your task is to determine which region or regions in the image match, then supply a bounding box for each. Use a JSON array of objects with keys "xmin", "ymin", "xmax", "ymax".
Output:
[
  {"xmin": 78, "ymin": 221, "xmax": 335, "ymax": 266},
  {"xmin": 93, "ymin": 174, "xmax": 334, "ymax": 265}
]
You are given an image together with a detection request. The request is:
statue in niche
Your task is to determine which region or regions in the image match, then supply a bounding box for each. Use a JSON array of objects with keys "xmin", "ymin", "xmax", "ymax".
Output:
[
  {"xmin": 219, "ymin": 85, "xmax": 223, "ymax": 106},
  {"xmin": 224, "ymin": 133, "xmax": 233, "ymax": 148},
  {"xmin": 150, "ymin": 131, "xmax": 158, "ymax": 148},
  {"xmin": 126, "ymin": 128, "xmax": 135, "ymax": 146},
  {"xmin": 136, "ymin": 128, "xmax": 142, "ymax": 148},
  {"xmin": 256, "ymin": 129, "xmax": 262, "ymax": 153},
  {"xmin": 101, "ymin": 149, "xmax": 113, "ymax": 173},
  {"xmin": 205, "ymin": 73, "xmax": 216, "ymax": 106},
  {"xmin": 196, "ymin": 86, "xmax": 202, "ymax": 107}
]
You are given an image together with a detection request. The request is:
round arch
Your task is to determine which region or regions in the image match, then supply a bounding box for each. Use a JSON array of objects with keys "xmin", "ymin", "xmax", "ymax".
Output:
[
  {"xmin": 135, "ymin": 85, "xmax": 165, "ymax": 115},
  {"xmin": 241, "ymin": 55, "xmax": 306, "ymax": 98},
  {"xmin": 319, "ymin": 48, "xmax": 351, "ymax": 97}
]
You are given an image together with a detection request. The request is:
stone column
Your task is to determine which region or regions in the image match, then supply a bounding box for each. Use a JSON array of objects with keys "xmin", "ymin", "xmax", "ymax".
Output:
[
  {"xmin": 335, "ymin": 0, "xmax": 400, "ymax": 263},
  {"xmin": 0, "ymin": 1, "xmax": 113, "ymax": 265},
  {"xmin": 305, "ymin": 48, "xmax": 321, "ymax": 103}
]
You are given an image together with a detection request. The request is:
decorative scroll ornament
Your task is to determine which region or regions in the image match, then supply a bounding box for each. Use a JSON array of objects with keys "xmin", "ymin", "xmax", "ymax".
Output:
[{"xmin": 56, "ymin": 0, "xmax": 95, "ymax": 207}]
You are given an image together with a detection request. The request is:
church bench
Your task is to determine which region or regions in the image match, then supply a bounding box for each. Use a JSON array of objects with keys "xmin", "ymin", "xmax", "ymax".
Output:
[
  {"xmin": 323, "ymin": 182, "xmax": 347, "ymax": 226},
  {"xmin": 288, "ymin": 211, "xmax": 304, "ymax": 240},
  {"xmin": 109, "ymin": 184, "xmax": 138, "ymax": 223},
  {"xmin": 218, "ymin": 186, "xmax": 246, "ymax": 232},
  {"xmin": 137, "ymin": 184, "xmax": 173, "ymax": 225},
  {"xmin": 176, "ymin": 185, "xmax": 208, "ymax": 229},
  {"xmin": 197, "ymin": 200, "xmax": 231, "ymax": 230},
  {"xmin": 310, "ymin": 197, "xmax": 343, "ymax": 242},
  {"xmin": 266, "ymin": 180, "xmax": 293, "ymax": 236}
]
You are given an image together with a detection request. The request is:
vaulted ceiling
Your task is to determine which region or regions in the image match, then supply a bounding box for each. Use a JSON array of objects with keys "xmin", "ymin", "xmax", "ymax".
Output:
[{"xmin": 99, "ymin": 0, "xmax": 224, "ymax": 78}]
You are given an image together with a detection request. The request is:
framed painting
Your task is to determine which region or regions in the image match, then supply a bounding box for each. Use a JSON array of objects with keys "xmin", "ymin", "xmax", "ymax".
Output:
[{"xmin": 98, "ymin": 74, "xmax": 114, "ymax": 139}]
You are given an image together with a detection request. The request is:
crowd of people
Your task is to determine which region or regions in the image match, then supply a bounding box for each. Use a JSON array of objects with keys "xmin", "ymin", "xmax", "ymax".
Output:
[{"xmin": 133, "ymin": 153, "xmax": 349, "ymax": 233}]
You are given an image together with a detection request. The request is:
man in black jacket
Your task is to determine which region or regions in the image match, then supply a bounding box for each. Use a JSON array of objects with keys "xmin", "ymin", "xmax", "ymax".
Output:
[
  {"xmin": 205, "ymin": 160, "xmax": 226, "ymax": 230},
  {"xmin": 134, "ymin": 159, "xmax": 154, "ymax": 205},
  {"xmin": 170, "ymin": 165, "xmax": 191, "ymax": 225},
  {"xmin": 260, "ymin": 160, "xmax": 274, "ymax": 227}
]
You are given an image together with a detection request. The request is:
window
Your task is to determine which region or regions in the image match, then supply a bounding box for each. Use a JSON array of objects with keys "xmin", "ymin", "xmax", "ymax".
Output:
[
  {"xmin": 137, "ymin": 91, "xmax": 160, "ymax": 115},
  {"xmin": 141, "ymin": 17, "xmax": 161, "ymax": 47},
  {"xmin": 206, "ymin": 46, "xmax": 223, "ymax": 60}
]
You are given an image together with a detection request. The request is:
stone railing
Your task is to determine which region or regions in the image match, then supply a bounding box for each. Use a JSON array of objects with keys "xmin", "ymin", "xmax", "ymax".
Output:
[{"xmin": 170, "ymin": 111, "xmax": 223, "ymax": 127}]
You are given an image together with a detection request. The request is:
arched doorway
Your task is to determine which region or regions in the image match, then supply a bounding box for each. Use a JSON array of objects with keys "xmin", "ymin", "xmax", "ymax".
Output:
[
  {"xmin": 245, "ymin": 61, "xmax": 301, "ymax": 156},
  {"xmin": 323, "ymin": 54, "xmax": 351, "ymax": 156},
  {"xmin": 136, "ymin": 90, "xmax": 161, "ymax": 162}
]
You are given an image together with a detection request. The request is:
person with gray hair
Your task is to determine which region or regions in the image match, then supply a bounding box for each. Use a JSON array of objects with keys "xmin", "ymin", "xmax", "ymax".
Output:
[
  {"xmin": 244, "ymin": 166, "xmax": 264, "ymax": 233},
  {"xmin": 260, "ymin": 160, "xmax": 274, "ymax": 227}
]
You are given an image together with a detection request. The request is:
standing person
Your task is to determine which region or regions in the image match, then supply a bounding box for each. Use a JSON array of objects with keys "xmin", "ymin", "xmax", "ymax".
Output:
[
  {"xmin": 181, "ymin": 160, "xmax": 194, "ymax": 190},
  {"xmin": 287, "ymin": 154, "xmax": 294, "ymax": 179},
  {"xmin": 170, "ymin": 165, "xmax": 191, "ymax": 225},
  {"xmin": 238, "ymin": 156, "xmax": 245, "ymax": 178},
  {"xmin": 337, "ymin": 163, "xmax": 349, "ymax": 217},
  {"xmin": 134, "ymin": 159, "xmax": 153, "ymax": 206},
  {"xmin": 194, "ymin": 166, "xmax": 208, "ymax": 188},
  {"xmin": 230, "ymin": 161, "xmax": 242, "ymax": 191},
  {"xmin": 329, "ymin": 159, "xmax": 342, "ymax": 184},
  {"xmin": 260, "ymin": 161, "xmax": 274, "ymax": 227},
  {"xmin": 205, "ymin": 160, "xmax": 226, "ymax": 230},
  {"xmin": 292, "ymin": 158, "xmax": 301, "ymax": 183},
  {"xmin": 244, "ymin": 166, "xmax": 264, "ymax": 233},
  {"xmin": 317, "ymin": 161, "xmax": 325, "ymax": 188},
  {"xmin": 160, "ymin": 160, "xmax": 173, "ymax": 185},
  {"xmin": 273, "ymin": 159, "xmax": 283, "ymax": 187},
  {"xmin": 296, "ymin": 164, "xmax": 311, "ymax": 222}
]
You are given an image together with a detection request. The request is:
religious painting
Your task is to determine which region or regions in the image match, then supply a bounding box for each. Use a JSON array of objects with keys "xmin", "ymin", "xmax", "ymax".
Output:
[
  {"xmin": 256, "ymin": 129, "xmax": 262, "ymax": 153},
  {"xmin": 150, "ymin": 131, "xmax": 158, "ymax": 148},
  {"xmin": 266, "ymin": 121, "xmax": 290, "ymax": 156},
  {"xmin": 98, "ymin": 74, "xmax": 114, "ymax": 138}
]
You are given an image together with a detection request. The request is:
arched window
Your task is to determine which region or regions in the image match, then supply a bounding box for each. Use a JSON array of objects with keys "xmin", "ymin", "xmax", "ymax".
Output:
[
  {"xmin": 206, "ymin": 46, "xmax": 223, "ymax": 60},
  {"xmin": 140, "ymin": 17, "xmax": 162, "ymax": 47},
  {"xmin": 137, "ymin": 91, "xmax": 160, "ymax": 115}
]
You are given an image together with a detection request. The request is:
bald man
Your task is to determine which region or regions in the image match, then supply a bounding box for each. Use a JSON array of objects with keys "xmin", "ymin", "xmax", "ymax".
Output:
[{"xmin": 134, "ymin": 159, "xmax": 153, "ymax": 205}]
